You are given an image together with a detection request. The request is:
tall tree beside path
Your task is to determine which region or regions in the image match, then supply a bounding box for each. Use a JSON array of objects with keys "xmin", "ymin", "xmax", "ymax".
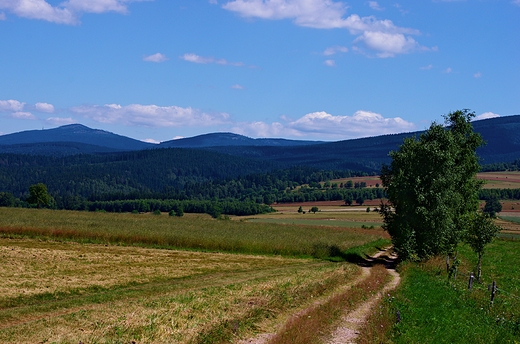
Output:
[
  {"xmin": 380, "ymin": 110, "xmax": 484, "ymax": 262},
  {"xmin": 27, "ymin": 183, "xmax": 53, "ymax": 208}
]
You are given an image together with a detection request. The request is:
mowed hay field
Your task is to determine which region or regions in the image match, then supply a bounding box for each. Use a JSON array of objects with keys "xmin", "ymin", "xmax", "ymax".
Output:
[
  {"xmin": 477, "ymin": 171, "xmax": 520, "ymax": 189},
  {"xmin": 0, "ymin": 207, "xmax": 388, "ymax": 343}
]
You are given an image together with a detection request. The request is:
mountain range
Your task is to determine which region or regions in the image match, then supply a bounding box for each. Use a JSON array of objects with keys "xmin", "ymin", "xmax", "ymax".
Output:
[{"xmin": 1, "ymin": 115, "xmax": 519, "ymax": 170}]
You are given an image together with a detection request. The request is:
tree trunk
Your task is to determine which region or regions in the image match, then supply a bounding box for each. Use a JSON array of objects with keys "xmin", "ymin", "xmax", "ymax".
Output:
[{"xmin": 477, "ymin": 253, "xmax": 482, "ymax": 282}]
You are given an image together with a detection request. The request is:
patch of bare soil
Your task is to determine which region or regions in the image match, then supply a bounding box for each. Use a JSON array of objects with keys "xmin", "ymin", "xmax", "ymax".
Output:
[{"xmin": 326, "ymin": 250, "xmax": 400, "ymax": 344}]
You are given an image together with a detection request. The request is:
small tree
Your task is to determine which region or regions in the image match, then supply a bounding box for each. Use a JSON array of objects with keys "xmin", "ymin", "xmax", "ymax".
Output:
[
  {"xmin": 355, "ymin": 196, "xmax": 365, "ymax": 206},
  {"xmin": 483, "ymin": 196, "xmax": 502, "ymax": 218},
  {"xmin": 310, "ymin": 206, "xmax": 319, "ymax": 214},
  {"xmin": 27, "ymin": 183, "xmax": 52, "ymax": 208},
  {"xmin": 380, "ymin": 110, "xmax": 484, "ymax": 262},
  {"xmin": 465, "ymin": 212, "xmax": 501, "ymax": 281},
  {"xmin": 0, "ymin": 192, "xmax": 15, "ymax": 207},
  {"xmin": 298, "ymin": 206, "xmax": 303, "ymax": 214},
  {"xmin": 344, "ymin": 194, "xmax": 353, "ymax": 206}
]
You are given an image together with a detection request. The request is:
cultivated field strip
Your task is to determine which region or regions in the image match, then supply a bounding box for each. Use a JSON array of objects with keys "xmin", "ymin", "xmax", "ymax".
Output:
[{"xmin": 0, "ymin": 238, "xmax": 361, "ymax": 343}]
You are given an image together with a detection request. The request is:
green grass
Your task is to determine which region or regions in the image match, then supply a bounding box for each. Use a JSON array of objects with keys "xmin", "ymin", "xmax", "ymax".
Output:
[
  {"xmin": 363, "ymin": 239, "xmax": 520, "ymax": 343},
  {"xmin": 0, "ymin": 208, "xmax": 387, "ymax": 259},
  {"xmin": 500, "ymin": 216, "xmax": 520, "ymax": 225}
]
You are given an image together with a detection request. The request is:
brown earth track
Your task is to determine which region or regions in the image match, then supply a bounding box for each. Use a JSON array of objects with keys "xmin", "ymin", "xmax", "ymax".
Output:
[{"xmin": 237, "ymin": 248, "xmax": 400, "ymax": 344}]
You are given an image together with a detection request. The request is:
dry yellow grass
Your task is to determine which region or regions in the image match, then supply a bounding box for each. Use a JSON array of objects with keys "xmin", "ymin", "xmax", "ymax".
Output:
[{"xmin": 0, "ymin": 238, "xmax": 360, "ymax": 343}]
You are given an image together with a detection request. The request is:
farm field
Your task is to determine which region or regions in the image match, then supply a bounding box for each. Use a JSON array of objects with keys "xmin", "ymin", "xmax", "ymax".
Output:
[
  {"xmin": 477, "ymin": 171, "xmax": 520, "ymax": 189},
  {"xmin": 0, "ymin": 237, "xmax": 362, "ymax": 343},
  {"xmin": 0, "ymin": 207, "xmax": 393, "ymax": 343},
  {"xmin": 329, "ymin": 171, "xmax": 520, "ymax": 190}
]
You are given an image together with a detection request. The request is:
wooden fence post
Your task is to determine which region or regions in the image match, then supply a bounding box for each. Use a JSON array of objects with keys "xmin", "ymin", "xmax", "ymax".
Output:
[
  {"xmin": 490, "ymin": 281, "xmax": 497, "ymax": 305},
  {"xmin": 468, "ymin": 272, "xmax": 474, "ymax": 290}
]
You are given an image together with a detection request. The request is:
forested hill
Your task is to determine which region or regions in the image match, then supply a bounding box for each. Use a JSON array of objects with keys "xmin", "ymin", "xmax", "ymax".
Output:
[
  {"xmin": 159, "ymin": 132, "xmax": 322, "ymax": 148},
  {"xmin": 0, "ymin": 124, "xmax": 153, "ymax": 153},
  {"xmin": 0, "ymin": 148, "xmax": 282, "ymax": 199},
  {"xmin": 0, "ymin": 116, "xmax": 519, "ymax": 166}
]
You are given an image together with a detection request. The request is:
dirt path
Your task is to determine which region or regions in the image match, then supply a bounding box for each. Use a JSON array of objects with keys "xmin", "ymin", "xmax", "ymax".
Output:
[
  {"xmin": 326, "ymin": 250, "xmax": 400, "ymax": 344},
  {"xmin": 237, "ymin": 248, "xmax": 400, "ymax": 344}
]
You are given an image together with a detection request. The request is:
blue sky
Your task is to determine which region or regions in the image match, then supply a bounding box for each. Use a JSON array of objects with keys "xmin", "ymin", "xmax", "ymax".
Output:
[{"xmin": 0, "ymin": 0, "xmax": 519, "ymax": 143}]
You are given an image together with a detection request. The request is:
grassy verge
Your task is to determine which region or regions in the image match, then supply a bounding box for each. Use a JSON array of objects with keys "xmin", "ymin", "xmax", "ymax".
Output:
[
  {"xmin": 358, "ymin": 239, "xmax": 520, "ymax": 343},
  {"xmin": 0, "ymin": 208, "xmax": 388, "ymax": 259}
]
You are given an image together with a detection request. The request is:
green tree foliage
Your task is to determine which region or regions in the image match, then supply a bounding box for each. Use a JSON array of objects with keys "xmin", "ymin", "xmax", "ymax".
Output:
[
  {"xmin": 27, "ymin": 183, "xmax": 53, "ymax": 208},
  {"xmin": 483, "ymin": 196, "xmax": 502, "ymax": 218},
  {"xmin": 465, "ymin": 212, "xmax": 501, "ymax": 281},
  {"xmin": 0, "ymin": 192, "xmax": 15, "ymax": 207},
  {"xmin": 297, "ymin": 206, "xmax": 303, "ymax": 214},
  {"xmin": 355, "ymin": 196, "xmax": 365, "ymax": 206},
  {"xmin": 310, "ymin": 206, "xmax": 319, "ymax": 214},
  {"xmin": 380, "ymin": 110, "xmax": 484, "ymax": 261},
  {"xmin": 344, "ymin": 194, "xmax": 353, "ymax": 206}
]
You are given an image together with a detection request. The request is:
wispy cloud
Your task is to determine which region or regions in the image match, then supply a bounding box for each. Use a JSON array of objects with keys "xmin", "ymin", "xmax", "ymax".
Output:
[
  {"xmin": 0, "ymin": 0, "xmax": 149, "ymax": 25},
  {"xmin": 513, "ymin": 0, "xmax": 520, "ymax": 6},
  {"xmin": 0, "ymin": 12, "xmax": 6, "ymax": 20},
  {"xmin": 10, "ymin": 111, "xmax": 37, "ymax": 120},
  {"xmin": 368, "ymin": 1, "xmax": 384, "ymax": 11},
  {"xmin": 46, "ymin": 117, "xmax": 76, "ymax": 125},
  {"xmin": 420, "ymin": 64, "xmax": 433, "ymax": 70},
  {"xmin": 324, "ymin": 59, "xmax": 336, "ymax": 67},
  {"xmin": 71, "ymin": 103, "xmax": 231, "ymax": 128},
  {"xmin": 474, "ymin": 112, "xmax": 500, "ymax": 121},
  {"xmin": 323, "ymin": 45, "xmax": 348, "ymax": 56},
  {"xmin": 231, "ymin": 84, "xmax": 245, "ymax": 89},
  {"xmin": 143, "ymin": 53, "xmax": 169, "ymax": 63},
  {"xmin": 443, "ymin": 67, "xmax": 453, "ymax": 73},
  {"xmin": 142, "ymin": 138, "xmax": 160, "ymax": 144},
  {"xmin": 474, "ymin": 71, "xmax": 482, "ymax": 78},
  {"xmin": 180, "ymin": 53, "xmax": 247, "ymax": 67},
  {"xmin": 222, "ymin": 0, "xmax": 430, "ymax": 58}
]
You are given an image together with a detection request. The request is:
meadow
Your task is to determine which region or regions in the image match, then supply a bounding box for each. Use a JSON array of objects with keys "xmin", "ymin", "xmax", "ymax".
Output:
[
  {"xmin": 0, "ymin": 206, "xmax": 390, "ymax": 343},
  {"xmin": 358, "ymin": 216, "xmax": 520, "ymax": 344},
  {"xmin": 1, "ymin": 204, "xmax": 519, "ymax": 343}
]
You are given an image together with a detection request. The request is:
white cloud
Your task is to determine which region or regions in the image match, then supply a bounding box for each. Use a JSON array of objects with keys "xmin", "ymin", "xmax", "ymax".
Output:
[
  {"xmin": 0, "ymin": 0, "xmax": 148, "ymax": 25},
  {"xmin": 474, "ymin": 112, "xmax": 500, "ymax": 121},
  {"xmin": 231, "ymin": 84, "xmax": 245, "ymax": 89},
  {"xmin": 443, "ymin": 67, "xmax": 453, "ymax": 73},
  {"xmin": 45, "ymin": 117, "xmax": 76, "ymax": 125},
  {"xmin": 180, "ymin": 53, "xmax": 246, "ymax": 67},
  {"xmin": 368, "ymin": 1, "xmax": 384, "ymax": 11},
  {"xmin": 143, "ymin": 53, "xmax": 169, "ymax": 63},
  {"xmin": 61, "ymin": 0, "xmax": 129, "ymax": 14},
  {"xmin": 474, "ymin": 71, "xmax": 482, "ymax": 78},
  {"xmin": 233, "ymin": 110, "xmax": 415, "ymax": 139},
  {"xmin": 35, "ymin": 102, "xmax": 55, "ymax": 113},
  {"xmin": 354, "ymin": 31, "xmax": 421, "ymax": 57},
  {"xmin": 209, "ymin": 0, "xmax": 218, "ymax": 4},
  {"xmin": 0, "ymin": 99, "xmax": 25, "ymax": 112},
  {"xmin": 222, "ymin": 0, "xmax": 426, "ymax": 57},
  {"xmin": 513, "ymin": 0, "xmax": 520, "ymax": 6},
  {"xmin": 10, "ymin": 111, "xmax": 37, "ymax": 120},
  {"xmin": 323, "ymin": 45, "xmax": 348, "ymax": 55},
  {"xmin": 142, "ymin": 138, "xmax": 160, "ymax": 144},
  {"xmin": 324, "ymin": 59, "xmax": 336, "ymax": 67},
  {"xmin": 0, "ymin": 12, "xmax": 6, "ymax": 20},
  {"xmin": 420, "ymin": 64, "xmax": 433, "ymax": 70},
  {"xmin": 71, "ymin": 103, "xmax": 231, "ymax": 128}
]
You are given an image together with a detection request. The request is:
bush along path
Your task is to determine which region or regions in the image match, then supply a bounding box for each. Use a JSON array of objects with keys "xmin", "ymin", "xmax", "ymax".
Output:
[{"xmin": 238, "ymin": 248, "xmax": 400, "ymax": 344}]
